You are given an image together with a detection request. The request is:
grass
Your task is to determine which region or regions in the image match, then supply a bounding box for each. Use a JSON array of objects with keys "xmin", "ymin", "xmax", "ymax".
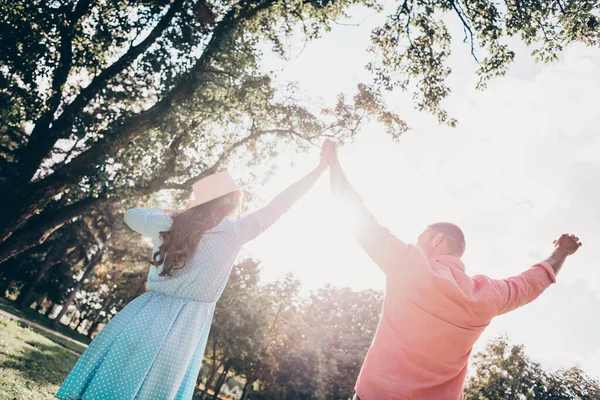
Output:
[
  {"xmin": 0, "ymin": 315, "xmax": 226, "ymax": 400},
  {"xmin": 0, "ymin": 298, "xmax": 91, "ymax": 345},
  {"xmin": 22, "ymin": 326, "xmax": 86, "ymax": 356},
  {"xmin": 0, "ymin": 316, "xmax": 211, "ymax": 400},
  {"xmin": 0, "ymin": 316, "xmax": 79, "ymax": 400}
]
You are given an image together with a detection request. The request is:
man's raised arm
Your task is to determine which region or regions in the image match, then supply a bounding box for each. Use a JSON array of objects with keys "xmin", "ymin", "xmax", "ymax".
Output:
[
  {"xmin": 326, "ymin": 141, "xmax": 421, "ymax": 274},
  {"xmin": 491, "ymin": 234, "xmax": 582, "ymax": 315}
]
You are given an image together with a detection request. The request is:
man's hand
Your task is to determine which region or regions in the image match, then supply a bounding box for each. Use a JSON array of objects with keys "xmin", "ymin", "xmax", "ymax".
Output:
[
  {"xmin": 322, "ymin": 139, "xmax": 339, "ymax": 166},
  {"xmin": 323, "ymin": 139, "xmax": 362, "ymax": 204},
  {"xmin": 544, "ymin": 233, "xmax": 582, "ymax": 275},
  {"xmin": 553, "ymin": 233, "xmax": 582, "ymax": 256},
  {"xmin": 318, "ymin": 141, "xmax": 331, "ymax": 171}
]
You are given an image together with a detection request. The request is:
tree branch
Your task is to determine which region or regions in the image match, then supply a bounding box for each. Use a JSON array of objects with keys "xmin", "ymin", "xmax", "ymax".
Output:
[
  {"xmin": 400, "ymin": 0, "xmax": 413, "ymax": 46},
  {"xmin": 158, "ymin": 127, "xmax": 315, "ymax": 191},
  {"xmin": 556, "ymin": 0, "xmax": 566, "ymax": 15},
  {"xmin": 0, "ymin": 0, "xmax": 282, "ymax": 245},
  {"xmin": 14, "ymin": 0, "xmax": 185, "ymax": 186},
  {"xmin": 450, "ymin": 0, "xmax": 480, "ymax": 64},
  {"xmin": 0, "ymin": 123, "xmax": 315, "ymax": 264},
  {"xmin": 0, "ymin": 195, "xmax": 107, "ymax": 265},
  {"xmin": 14, "ymin": 0, "xmax": 93, "ymax": 183}
]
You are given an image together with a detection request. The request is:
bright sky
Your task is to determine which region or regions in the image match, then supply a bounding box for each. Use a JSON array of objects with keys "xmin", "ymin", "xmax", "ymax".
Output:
[{"xmin": 235, "ymin": 5, "xmax": 600, "ymax": 378}]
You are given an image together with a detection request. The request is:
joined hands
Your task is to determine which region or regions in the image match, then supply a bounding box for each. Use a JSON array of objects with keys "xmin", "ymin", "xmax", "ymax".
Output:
[{"xmin": 318, "ymin": 139, "xmax": 340, "ymax": 171}]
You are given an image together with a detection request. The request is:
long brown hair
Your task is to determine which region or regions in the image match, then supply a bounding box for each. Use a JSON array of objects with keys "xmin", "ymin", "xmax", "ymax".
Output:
[{"xmin": 151, "ymin": 191, "xmax": 241, "ymax": 277}]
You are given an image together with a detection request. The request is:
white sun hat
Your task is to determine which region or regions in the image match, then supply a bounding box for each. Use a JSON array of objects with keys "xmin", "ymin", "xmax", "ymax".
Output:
[{"xmin": 187, "ymin": 170, "xmax": 244, "ymax": 208}]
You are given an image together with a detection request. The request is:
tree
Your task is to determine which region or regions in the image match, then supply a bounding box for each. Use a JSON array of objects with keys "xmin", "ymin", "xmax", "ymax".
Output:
[
  {"xmin": 304, "ymin": 286, "xmax": 383, "ymax": 399},
  {"xmin": 15, "ymin": 226, "xmax": 78, "ymax": 308},
  {"xmin": 547, "ymin": 366, "xmax": 600, "ymax": 399},
  {"xmin": 48, "ymin": 204, "xmax": 152, "ymax": 334},
  {"xmin": 199, "ymin": 259, "xmax": 266, "ymax": 400},
  {"xmin": 248, "ymin": 285, "xmax": 383, "ymax": 400},
  {"xmin": 52, "ymin": 245, "xmax": 104, "ymax": 329},
  {"xmin": 0, "ymin": 0, "xmax": 403, "ymax": 268},
  {"xmin": 369, "ymin": 0, "xmax": 600, "ymax": 126},
  {"xmin": 0, "ymin": 250, "xmax": 34, "ymax": 297},
  {"xmin": 4, "ymin": 1, "xmax": 597, "ymax": 272},
  {"xmin": 235, "ymin": 275, "xmax": 304, "ymax": 400},
  {"xmin": 464, "ymin": 336, "xmax": 600, "ymax": 400},
  {"xmin": 465, "ymin": 336, "xmax": 549, "ymax": 399}
]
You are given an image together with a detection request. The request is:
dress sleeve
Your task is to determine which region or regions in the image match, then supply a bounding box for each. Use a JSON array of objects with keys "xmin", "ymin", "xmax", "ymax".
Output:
[
  {"xmin": 232, "ymin": 166, "xmax": 325, "ymax": 245},
  {"xmin": 124, "ymin": 208, "xmax": 173, "ymax": 237},
  {"xmin": 231, "ymin": 200, "xmax": 291, "ymax": 245}
]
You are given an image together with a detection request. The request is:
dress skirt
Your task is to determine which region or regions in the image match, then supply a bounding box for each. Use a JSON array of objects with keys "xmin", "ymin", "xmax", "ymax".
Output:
[{"xmin": 56, "ymin": 291, "xmax": 215, "ymax": 400}]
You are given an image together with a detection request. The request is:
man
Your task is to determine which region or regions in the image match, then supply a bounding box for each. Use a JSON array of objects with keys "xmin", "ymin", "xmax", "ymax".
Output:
[{"xmin": 322, "ymin": 141, "xmax": 582, "ymax": 400}]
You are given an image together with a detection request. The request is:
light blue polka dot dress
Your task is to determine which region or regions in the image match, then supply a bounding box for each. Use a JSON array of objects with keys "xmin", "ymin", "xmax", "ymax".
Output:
[{"xmin": 56, "ymin": 206, "xmax": 282, "ymax": 400}]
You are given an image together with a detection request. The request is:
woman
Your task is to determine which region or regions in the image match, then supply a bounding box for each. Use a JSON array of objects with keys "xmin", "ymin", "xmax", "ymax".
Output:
[{"xmin": 56, "ymin": 144, "xmax": 331, "ymax": 400}]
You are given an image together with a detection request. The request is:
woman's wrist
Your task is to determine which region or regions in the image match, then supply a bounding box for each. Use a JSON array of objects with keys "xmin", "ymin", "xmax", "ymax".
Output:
[{"xmin": 316, "ymin": 163, "xmax": 328, "ymax": 173}]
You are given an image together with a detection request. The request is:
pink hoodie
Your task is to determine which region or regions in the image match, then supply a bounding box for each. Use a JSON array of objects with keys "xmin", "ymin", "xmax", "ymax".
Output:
[{"xmin": 353, "ymin": 210, "xmax": 556, "ymax": 400}]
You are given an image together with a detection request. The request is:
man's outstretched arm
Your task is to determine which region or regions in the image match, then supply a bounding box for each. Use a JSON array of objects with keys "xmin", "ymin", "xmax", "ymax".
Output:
[
  {"xmin": 326, "ymin": 141, "xmax": 426, "ymax": 274},
  {"xmin": 492, "ymin": 234, "xmax": 582, "ymax": 315}
]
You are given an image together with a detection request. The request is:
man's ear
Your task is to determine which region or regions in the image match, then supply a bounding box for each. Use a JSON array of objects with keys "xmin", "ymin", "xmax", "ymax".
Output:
[{"xmin": 433, "ymin": 232, "xmax": 444, "ymax": 247}]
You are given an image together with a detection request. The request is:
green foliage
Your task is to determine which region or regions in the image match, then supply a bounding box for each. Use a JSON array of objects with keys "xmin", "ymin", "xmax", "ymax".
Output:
[
  {"xmin": 0, "ymin": 0, "xmax": 407, "ymax": 272},
  {"xmin": 200, "ymin": 264, "xmax": 384, "ymax": 400},
  {"xmin": 1, "ymin": 0, "xmax": 597, "ymax": 305},
  {"xmin": 465, "ymin": 336, "xmax": 600, "ymax": 400},
  {"xmin": 2, "ymin": 286, "xmax": 600, "ymax": 399},
  {"xmin": 369, "ymin": 0, "xmax": 600, "ymax": 125}
]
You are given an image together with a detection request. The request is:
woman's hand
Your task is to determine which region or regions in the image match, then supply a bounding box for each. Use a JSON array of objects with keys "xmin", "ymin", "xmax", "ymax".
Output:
[
  {"xmin": 324, "ymin": 139, "xmax": 339, "ymax": 166},
  {"xmin": 319, "ymin": 139, "xmax": 339, "ymax": 170},
  {"xmin": 318, "ymin": 140, "xmax": 331, "ymax": 171}
]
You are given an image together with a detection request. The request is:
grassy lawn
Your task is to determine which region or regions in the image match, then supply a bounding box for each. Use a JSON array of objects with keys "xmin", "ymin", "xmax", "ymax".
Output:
[
  {"xmin": 0, "ymin": 298, "xmax": 91, "ymax": 345},
  {"xmin": 0, "ymin": 316, "xmax": 79, "ymax": 400},
  {"xmin": 0, "ymin": 314, "xmax": 222, "ymax": 400}
]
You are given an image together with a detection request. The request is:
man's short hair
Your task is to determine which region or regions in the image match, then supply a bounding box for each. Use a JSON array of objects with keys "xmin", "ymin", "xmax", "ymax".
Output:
[{"xmin": 428, "ymin": 222, "xmax": 466, "ymax": 258}]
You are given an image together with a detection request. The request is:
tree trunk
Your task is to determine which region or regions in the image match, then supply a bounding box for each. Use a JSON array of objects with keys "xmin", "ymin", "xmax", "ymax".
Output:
[
  {"xmin": 241, "ymin": 380, "xmax": 253, "ymax": 400},
  {"xmin": 0, "ymin": 258, "xmax": 26, "ymax": 296},
  {"xmin": 45, "ymin": 302, "xmax": 55, "ymax": 317},
  {"xmin": 199, "ymin": 338, "xmax": 221, "ymax": 400},
  {"xmin": 86, "ymin": 295, "xmax": 113, "ymax": 338},
  {"xmin": 67, "ymin": 310, "xmax": 79, "ymax": 326},
  {"xmin": 212, "ymin": 364, "xmax": 230, "ymax": 399},
  {"xmin": 35, "ymin": 294, "xmax": 46, "ymax": 312},
  {"xmin": 75, "ymin": 311, "xmax": 87, "ymax": 331},
  {"xmin": 17, "ymin": 232, "xmax": 71, "ymax": 309},
  {"xmin": 53, "ymin": 247, "xmax": 104, "ymax": 329},
  {"xmin": 0, "ymin": 0, "xmax": 254, "ymax": 246},
  {"xmin": 12, "ymin": 0, "xmax": 186, "ymax": 188},
  {"xmin": 199, "ymin": 367, "xmax": 218, "ymax": 400}
]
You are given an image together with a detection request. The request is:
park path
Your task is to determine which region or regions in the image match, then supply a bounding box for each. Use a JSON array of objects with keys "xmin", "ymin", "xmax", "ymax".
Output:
[{"xmin": 0, "ymin": 309, "xmax": 88, "ymax": 356}]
